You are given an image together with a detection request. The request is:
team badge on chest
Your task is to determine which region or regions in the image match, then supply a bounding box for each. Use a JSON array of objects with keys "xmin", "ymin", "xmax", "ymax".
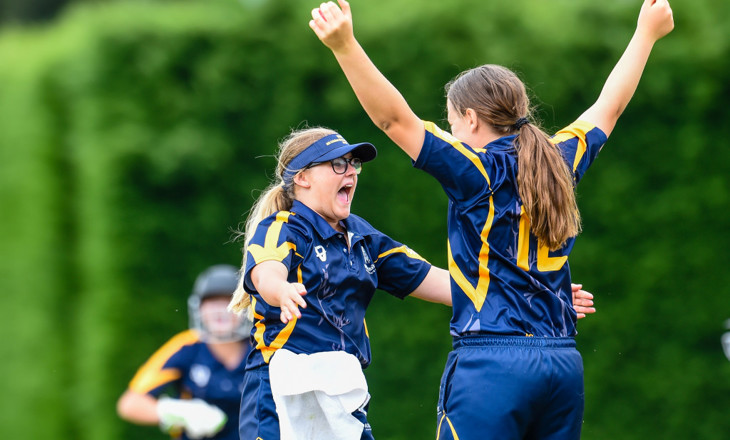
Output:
[
  {"xmin": 190, "ymin": 364, "xmax": 211, "ymax": 388},
  {"xmin": 314, "ymin": 245, "xmax": 327, "ymax": 262},
  {"xmin": 360, "ymin": 245, "xmax": 376, "ymax": 274}
]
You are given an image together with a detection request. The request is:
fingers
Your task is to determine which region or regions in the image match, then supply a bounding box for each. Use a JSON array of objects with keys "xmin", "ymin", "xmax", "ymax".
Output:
[
  {"xmin": 573, "ymin": 285, "xmax": 595, "ymax": 319},
  {"xmin": 638, "ymin": 0, "xmax": 674, "ymax": 39},
  {"xmin": 279, "ymin": 303, "xmax": 300, "ymax": 324},
  {"xmin": 574, "ymin": 294, "xmax": 596, "ymax": 319},
  {"xmin": 575, "ymin": 306, "xmax": 596, "ymax": 318},
  {"xmin": 573, "ymin": 292, "xmax": 594, "ymax": 307},
  {"xmin": 318, "ymin": 1, "xmax": 339, "ymax": 23},
  {"xmin": 574, "ymin": 303, "xmax": 596, "ymax": 312},
  {"xmin": 309, "ymin": 7, "xmax": 324, "ymax": 33},
  {"xmin": 338, "ymin": 0, "xmax": 351, "ymax": 17},
  {"xmin": 309, "ymin": 2, "xmax": 340, "ymax": 41},
  {"xmin": 574, "ymin": 304, "xmax": 596, "ymax": 319},
  {"xmin": 279, "ymin": 283, "xmax": 307, "ymax": 324}
]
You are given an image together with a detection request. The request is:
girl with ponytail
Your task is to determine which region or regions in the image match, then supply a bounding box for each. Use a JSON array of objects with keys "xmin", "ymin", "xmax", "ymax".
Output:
[{"xmin": 311, "ymin": 0, "xmax": 673, "ymax": 439}]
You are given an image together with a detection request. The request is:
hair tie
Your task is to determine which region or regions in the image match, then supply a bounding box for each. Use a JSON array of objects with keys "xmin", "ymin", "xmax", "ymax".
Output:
[{"xmin": 514, "ymin": 117, "xmax": 529, "ymax": 130}]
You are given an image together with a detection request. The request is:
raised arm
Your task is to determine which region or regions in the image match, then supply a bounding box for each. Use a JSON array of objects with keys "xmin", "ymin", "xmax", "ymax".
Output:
[
  {"xmin": 579, "ymin": 0, "xmax": 674, "ymax": 137},
  {"xmin": 310, "ymin": 0, "xmax": 425, "ymax": 160}
]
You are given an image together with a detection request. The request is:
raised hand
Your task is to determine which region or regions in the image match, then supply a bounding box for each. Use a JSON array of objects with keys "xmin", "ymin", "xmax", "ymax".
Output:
[
  {"xmin": 309, "ymin": 0, "xmax": 355, "ymax": 53},
  {"xmin": 637, "ymin": 0, "xmax": 674, "ymax": 42}
]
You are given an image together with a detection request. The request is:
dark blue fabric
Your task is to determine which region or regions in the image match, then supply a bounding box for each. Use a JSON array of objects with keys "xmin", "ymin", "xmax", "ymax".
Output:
[{"xmin": 436, "ymin": 336, "xmax": 584, "ymax": 440}]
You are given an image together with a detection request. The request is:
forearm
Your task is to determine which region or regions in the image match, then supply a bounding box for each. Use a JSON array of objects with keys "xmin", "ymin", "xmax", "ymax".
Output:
[
  {"xmin": 250, "ymin": 260, "xmax": 306, "ymax": 322},
  {"xmin": 250, "ymin": 262, "xmax": 290, "ymax": 307},
  {"xmin": 595, "ymin": 32, "xmax": 655, "ymax": 120},
  {"xmin": 117, "ymin": 390, "xmax": 160, "ymax": 425},
  {"xmin": 331, "ymin": 42, "xmax": 424, "ymax": 159},
  {"xmin": 409, "ymin": 267, "xmax": 452, "ymax": 306},
  {"xmin": 333, "ymin": 41, "xmax": 413, "ymax": 129},
  {"xmin": 311, "ymin": 0, "xmax": 424, "ymax": 159},
  {"xmin": 580, "ymin": 0, "xmax": 673, "ymax": 136}
]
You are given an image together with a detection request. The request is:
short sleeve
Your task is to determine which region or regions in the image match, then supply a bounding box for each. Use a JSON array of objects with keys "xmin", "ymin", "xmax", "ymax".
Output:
[
  {"xmin": 551, "ymin": 120, "xmax": 608, "ymax": 184},
  {"xmin": 127, "ymin": 330, "xmax": 199, "ymax": 396},
  {"xmin": 244, "ymin": 211, "xmax": 305, "ymax": 292},
  {"xmin": 414, "ymin": 121, "xmax": 492, "ymax": 203},
  {"xmin": 369, "ymin": 233, "xmax": 432, "ymax": 299}
]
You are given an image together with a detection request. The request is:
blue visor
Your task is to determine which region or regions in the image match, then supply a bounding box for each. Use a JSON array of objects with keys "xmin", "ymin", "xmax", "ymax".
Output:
[{"xmin": 283, "ymin": 133, "xmax": 377, "ymax": 185}]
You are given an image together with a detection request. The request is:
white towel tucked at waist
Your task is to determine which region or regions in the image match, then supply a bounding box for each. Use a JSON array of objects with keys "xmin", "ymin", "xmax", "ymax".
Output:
[{"xmin": 269, "ymin": 349, "xmax": 369, "ymax": 440}]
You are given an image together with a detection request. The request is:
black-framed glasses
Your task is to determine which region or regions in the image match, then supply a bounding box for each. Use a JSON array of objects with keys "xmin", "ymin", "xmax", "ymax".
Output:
[{"xmin": 308, "ymin": 156, "xmax": 362, "ymax": 175}]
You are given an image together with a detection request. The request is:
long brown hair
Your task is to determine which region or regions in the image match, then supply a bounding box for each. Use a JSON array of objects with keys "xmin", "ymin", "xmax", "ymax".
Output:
[
  {"xmin": 228, "ymin": 126, "xmax": 337, "ymax": 314},
  {"xmin": 446, "ymin": 64, "xmax": 580, "ymax": 250}
]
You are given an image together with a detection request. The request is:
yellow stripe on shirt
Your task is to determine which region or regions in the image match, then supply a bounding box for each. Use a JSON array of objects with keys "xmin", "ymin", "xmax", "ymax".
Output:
[
  {"xmin": 248, "ymin": 211, "xmax": 297, "ymax": 264},
  {"xmin": 128, "ymin": 329, "xmax": 200, "ymax": 393},
  {"xmin": 375, "ymin": 245, "xmax": 427, "ymax": 262},
  {"xmin": 551, "ymin": 120, "xmax": 595, "ymax": 173},
  {"xmin": 424, "ymin": 121, "xmax": 491, "ymax": 187},
  {"xmin": 447, "ymin": 196, "xmax": 495, "ymax": 312},
  {"xmin": 250, "ymin": 264, "xmax": 303, "ymax": 363}
]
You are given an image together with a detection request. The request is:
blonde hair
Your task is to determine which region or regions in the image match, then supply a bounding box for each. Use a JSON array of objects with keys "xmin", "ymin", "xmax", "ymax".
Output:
[
  {"xmin": 446, "ymin": 64, "xmax": 580, "ymax": 250},
  {"xmin": 228, "ymin": 126, "xmax": 337, "ymax": 315}
]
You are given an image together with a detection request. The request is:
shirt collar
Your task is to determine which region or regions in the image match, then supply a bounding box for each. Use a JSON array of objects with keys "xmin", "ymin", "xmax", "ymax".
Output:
[
  {"xmin": 290, "ymin": 200, "xmax": 343, "ymax": 240},
  {"xmin": 486, "ymin": 134, "xmax": 518, "ymax": 151}
]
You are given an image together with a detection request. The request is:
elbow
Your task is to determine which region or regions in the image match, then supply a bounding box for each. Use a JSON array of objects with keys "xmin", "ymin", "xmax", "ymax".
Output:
[{"xmin": 376, "ymin": 119, "xmax": 394, "ymax": 133}]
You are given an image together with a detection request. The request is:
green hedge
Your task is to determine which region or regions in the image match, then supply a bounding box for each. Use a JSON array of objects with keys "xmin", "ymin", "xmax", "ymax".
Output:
[{"xmin": 0, "ymin": 0, "xmax": 729, "ymax": 439}]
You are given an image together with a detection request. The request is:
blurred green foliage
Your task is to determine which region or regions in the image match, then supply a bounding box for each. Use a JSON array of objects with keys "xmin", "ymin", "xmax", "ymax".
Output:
[{"xmin": 0, "ymin": 0, "xmax": 729, "ymax": 439}]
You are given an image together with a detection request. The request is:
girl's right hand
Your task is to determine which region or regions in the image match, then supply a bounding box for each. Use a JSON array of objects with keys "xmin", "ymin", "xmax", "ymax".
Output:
[
  {"xmin": 277, "ymin": 282, "xmax": 307, "ymax": 324},
  {"xmin": 309, "ymin": 0, "xmax": 355, "ymax": 53}
]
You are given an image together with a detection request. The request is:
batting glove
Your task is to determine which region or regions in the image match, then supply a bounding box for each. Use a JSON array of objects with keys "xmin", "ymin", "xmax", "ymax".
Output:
[{"xmin": 156, "ymin": 397, "xmax": 227, "ymax": 439}]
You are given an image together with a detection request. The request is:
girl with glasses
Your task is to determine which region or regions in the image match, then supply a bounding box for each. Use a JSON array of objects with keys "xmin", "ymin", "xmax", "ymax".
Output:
[{"xmin": 228, "ymin": 126, "xmax": 450, "ymax": 440}]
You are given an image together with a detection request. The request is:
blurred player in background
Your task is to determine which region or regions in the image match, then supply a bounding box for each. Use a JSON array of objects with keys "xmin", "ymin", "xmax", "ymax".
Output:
[
  {"xmin": 117, "ymin": 264, "xmax": 252, "ymax": 440},
  {"xmin": 311, "ymin": 0, "xmax": 673, "ymax": 438}
]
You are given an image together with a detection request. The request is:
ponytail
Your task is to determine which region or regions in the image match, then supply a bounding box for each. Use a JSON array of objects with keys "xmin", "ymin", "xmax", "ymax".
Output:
[
  {"xmin": 515, "ymin": 124, "xmax": 580, "ymax": 250},
  {"xmin": 228, "ymin": 182, "xmax": 294, "ymax": 315},
  {"xmin": 446, "ymin": 64, "xmax": 581, "ymax": 251}
]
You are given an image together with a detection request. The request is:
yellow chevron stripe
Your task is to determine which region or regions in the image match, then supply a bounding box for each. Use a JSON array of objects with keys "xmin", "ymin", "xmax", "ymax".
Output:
[
  {"xmin": 447, "ymin": 195, "xmax": 495, "ymax": 312},
  {"xmin": 129, "ymin": 330, "xmax": 199, "ymax": 393},
  {"xmin": 248, "ymin": 211, "xmax": 297, "ymax": 264}
]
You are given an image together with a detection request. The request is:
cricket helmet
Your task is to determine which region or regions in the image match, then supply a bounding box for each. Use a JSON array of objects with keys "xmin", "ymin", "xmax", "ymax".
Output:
[{"xmin": 188, "ymin": 264, "xmax": 252, "ymax": 342}]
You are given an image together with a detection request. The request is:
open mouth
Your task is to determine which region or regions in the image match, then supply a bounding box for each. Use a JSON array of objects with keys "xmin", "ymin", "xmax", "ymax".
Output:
[{"xmin": 337, "ymin": 184, "xmax": 353, "ymax": 204}]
